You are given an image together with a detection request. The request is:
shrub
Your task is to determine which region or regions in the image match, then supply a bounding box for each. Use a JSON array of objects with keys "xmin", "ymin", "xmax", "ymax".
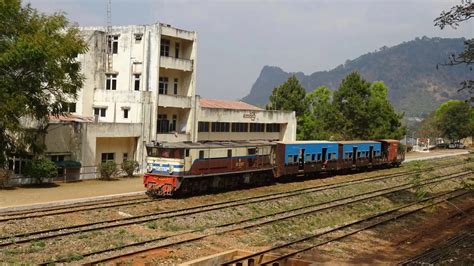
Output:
[
  {"xmin": 122, "ymin": 160, "xmax": 139, "ymax": 177},
  {"xmin": 99, "ymin": 161, "xmax": 118, "ymax": 180},
  {"xmin": 25, "ymin": 159, "xmax": 58, "ymax": 184}
]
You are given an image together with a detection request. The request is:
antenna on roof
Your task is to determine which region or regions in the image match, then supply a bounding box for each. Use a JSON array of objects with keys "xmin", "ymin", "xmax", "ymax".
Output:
[{"xmin": 105, "ymin": 0, "xmax": 112, "ymax": 71}]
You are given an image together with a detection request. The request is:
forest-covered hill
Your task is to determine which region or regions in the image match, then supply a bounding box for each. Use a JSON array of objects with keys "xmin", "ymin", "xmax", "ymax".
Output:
[{"xmin": 242, "ymin": 37, "xmax": 471, "ymax": 117}]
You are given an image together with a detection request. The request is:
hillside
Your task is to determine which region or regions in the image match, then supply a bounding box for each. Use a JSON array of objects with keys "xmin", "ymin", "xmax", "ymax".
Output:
[{"xmin": 242, "ymin": 37, "xmax": 471, "ymax": 117}]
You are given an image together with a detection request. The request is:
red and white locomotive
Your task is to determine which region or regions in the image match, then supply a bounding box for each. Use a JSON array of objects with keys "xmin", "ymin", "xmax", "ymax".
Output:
[{"xmin": 144, "ymin": 139, "xmax": 404, "ymax": 197}]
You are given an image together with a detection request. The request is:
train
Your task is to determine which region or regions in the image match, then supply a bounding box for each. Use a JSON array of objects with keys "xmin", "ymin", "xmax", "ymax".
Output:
[{"xmin": 143, "ymin": 139, "xmax": 405, "ymax": 197}]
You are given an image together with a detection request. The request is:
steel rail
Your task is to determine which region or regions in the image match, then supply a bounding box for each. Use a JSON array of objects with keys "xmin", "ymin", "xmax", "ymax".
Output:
[
  {"xmin": 0, "ymin": 160, "xmax": 467, "ymax": 221},
  {"xmin": 0, "ymin": 197, "xmax": 155, "ymax": 222},
  {"xmin": 1, "ymin": 166, "xmax": 460, "ymax": 247},
  {"xmin": 225, "ymin": 189, "xmax": 471, "ymax": 266},
  {"xmin": 73, "ymin": 171, "xmax": 471, "ymax": 265}
]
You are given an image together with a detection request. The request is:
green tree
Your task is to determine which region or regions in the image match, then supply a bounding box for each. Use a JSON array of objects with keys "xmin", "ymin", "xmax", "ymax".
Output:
[
  {"xmin": 298, "ymin": 86, "xmax": 339, "ymax": 140},
  {"xmin": 24, "ymin": 158, "xmax": 58, "ymax": 184},
  {"xmin": 0, "ymin": 0, "xmax": 87, "ymax": 167},
  {"xmin": 332, "ymin": 72, "xmax": 405, "ymax": 140},
  {"xmin": 332, "ymin": 72, "xmax": 372, "ymax": 139},
  {"xmin": 435, "ymin": 100, "xmax": 473, "ymax": 141},
  {"xmin": 266, "ymin": 75, "xmax": 307, "ymax": 116},
  {"xmin": 435, "ymin": 1, "xmax": 473, "ymax": 100},
  {"xmin": 366, "ymin": 81, "xmax": 406, "ymax": 139}
]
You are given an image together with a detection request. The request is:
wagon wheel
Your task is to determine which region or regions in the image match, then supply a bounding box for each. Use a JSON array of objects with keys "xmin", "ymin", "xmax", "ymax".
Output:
[{"xmin": 160, "ymin": 183, "xmax": 174, "ymax": 196}]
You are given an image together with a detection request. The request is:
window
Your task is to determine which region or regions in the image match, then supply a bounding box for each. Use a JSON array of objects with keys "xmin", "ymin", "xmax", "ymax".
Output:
[
  {"xmin": 248, "ymin": 148, "xmax": 256, "ymax": 155},
  {"xmin": 94, "ymin": 108, "xmax": 106, "ymax": 117},
  {"xmin": 357, "ymin": 152, "xmax": 361, "ymax": 158},
  {"xmin": 160, "ymin": 39, "xmax": 170, "ymax": 56},
  {"xmin": 232, "ymin": 123, "xmax": 248, "ymax": 132},
  {"xmin": 134, "ymin": 33, "xmax": 143, "ymax": 42},
  {"xmin": 250, "ymin": 123, "xmax": 265, "ymax": 132},
  {"xmin": 174, "ymin": 78, "xmax": 178, "ymax": 95},
  {"xmin": 211, "ymin": 122, "xmax": 230, "ymax": 132},
  {"xmin": 266, "ymin": 123, "xmax": 280, "ymax": 132},
  {"xmin": 312, "ymin": 154, "xmax": 316, "ymax": 161},
  {"xmin": 106, "ymin": 74, "xmax": 117, "ymax": 90},
  {"xmin": 159, "ymin": 77, "xmax": 168, "ymax": 94},
  {"xmin": 157, "ymin": 114, "xmax": 169, "ymax": 133},
  {"xmin": 293, "ymin": 155, "xmax": 298, "ymax": 162},
  {"xmin": 123, "ymin": 109, "xmax": 129, "ymax": 119},
  {"xmin": 107, "ymin": 35, "xmax": 119, "ymax": 54},
  {"xmin": 306, "ymin": 154, "xmax": 311, "ymax": 161},
  {"xmin": 50, "ymin": 155, "xmax": 65, "ymax": 162},
  {"xmin": 328, "ymin": 153, "xmax": 332, "ymax": 160},
  {"xmin": 170, "ymin": 115, "xmax": 177, "ymax": 132},
  {"xmin": 175, "ymin": 42, "xmax": 180, "ymax": 58},
  {"xmin": 101, "ymin": 153, "xmax": 114, "ymax": 163},
  {"xmin": 317, "ymin": 154, "xmax": 321, "ymax": 161},
  {"xmin": 61, "ymin": 102, "xmax": 76, "ymax": 113},
  {"xmin": 199, "ymin": 150, "xmax": 204, "ymax": 159},
  {"xmin": 123, "ymin": 153, "xmax": 128, "ymax": 162},
  {"xmin": 288, "ymin": 155, "xmax": 293, "ymax": 163},
  {"xmin": 198, "ymin": 122, "xmax": 210, "ymax": 132},
  {"xmin": 185, "ymin": 149, "xmax": 190, "ymax": 157},
  {"xmin": 227, "ymin": 149, "xmax": 232, "ymax": 158},
  {"xmin": 134, "ymin": 74, "xmax": 140, "ymax": 91}
]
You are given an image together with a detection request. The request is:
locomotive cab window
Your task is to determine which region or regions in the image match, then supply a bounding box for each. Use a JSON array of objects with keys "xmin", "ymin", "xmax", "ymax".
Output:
[
  {"xmin": 199, "ymin": 150, "xmax": 205, "ymax": 159},
  {"xmin": 227, "ymin": 149, "xmax": 232, "ymax": 158},
  {"xmin": 185, "ymin": 149, "xmax": 190, "ymax": 157},
  {"xmin": 248, "ymin": 148, "xmax": 256, "ymax": 155}
]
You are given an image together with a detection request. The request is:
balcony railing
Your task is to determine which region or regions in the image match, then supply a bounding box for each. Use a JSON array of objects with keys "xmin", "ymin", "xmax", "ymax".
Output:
[
  {"xmin": 160, "ymin": 56, "xmax": 193, "ymax": 72},
  {"xmin": 157, "ymin": 94, "xmax": 192, "ymax": 108},
  {"xmin": 156, "ymin": 132, "xmax": 190, "ymax": 142},
  {"xmin": 160, "ymin": 26, "xmax": 195, "ymax": 41}
]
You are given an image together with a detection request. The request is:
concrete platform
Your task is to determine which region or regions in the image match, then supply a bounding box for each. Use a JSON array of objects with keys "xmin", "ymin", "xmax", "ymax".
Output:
[{"xmin": 0, "ymin": 177, "xmax": 144, "ymax": 212}]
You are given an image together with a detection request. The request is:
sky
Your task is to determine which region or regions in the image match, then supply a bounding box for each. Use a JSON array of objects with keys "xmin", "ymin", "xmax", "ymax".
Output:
[{"xmin": 28, "ymin": 0, "xmax": 473, "ymax": 100}]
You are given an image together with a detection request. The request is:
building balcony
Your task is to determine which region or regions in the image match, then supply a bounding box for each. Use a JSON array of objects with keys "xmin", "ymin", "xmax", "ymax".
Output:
[
  {"xmin": 157, "ymin": 94, "xmax": 192, "ymax": 109},
  {"xmin": 160, "ymin": 25, "xmax": 195, "ymax": 41},
  {"xmin": 156, "ymin": 132, "xmax": 190, "ymax": 142},
  {"xmin": 160, "ymin": 56, "xmax": 193, "ymax": 72}
]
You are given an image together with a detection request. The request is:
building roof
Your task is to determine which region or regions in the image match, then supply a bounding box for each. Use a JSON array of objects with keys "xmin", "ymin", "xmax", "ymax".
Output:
[
  {"xmin": 147, "ymin": 140, "xmax": 275, "ymax": 149},
  {"xmin": 48, "ymin": 114, "xmax": 95, "ymax": 123},
  {"xmin": 200, "ymin": 98, "xmax": 263, "ymax": 111}
]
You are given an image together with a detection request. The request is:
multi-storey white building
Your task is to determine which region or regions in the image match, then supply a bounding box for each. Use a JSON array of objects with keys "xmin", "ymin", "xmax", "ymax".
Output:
[{"xmin": 35, "ymin": 23, "xmax": 296, "ymax": 179}]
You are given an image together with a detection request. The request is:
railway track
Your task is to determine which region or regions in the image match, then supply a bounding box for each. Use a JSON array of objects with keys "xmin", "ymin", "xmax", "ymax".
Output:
[
  {"xmin": 401, "ymin": 232, "xmax": 474, "ymax": 265},
  {"xmin": 0, "ymin": 195, "xmax": 153, "ymax": 221},
  {"xmin": 46, "ymin": 171, "xmax": 471, "ymax": 264},
  {"xmin": 0, "ymin": 159, "xmax": 468, "ymax": 222},
  {"xmin": 0, "ymin": 165, "xmax": 465, "ymax": 248},
  {"xmin": 222, "ymin": 189, "xmax": 471, "ymax": 266}
]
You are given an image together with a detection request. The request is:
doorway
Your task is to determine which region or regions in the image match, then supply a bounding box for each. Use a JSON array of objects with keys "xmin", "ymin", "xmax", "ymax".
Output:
[{"xmin": 352, "ymin": 147, "xmax": 357, "ymax": 165}]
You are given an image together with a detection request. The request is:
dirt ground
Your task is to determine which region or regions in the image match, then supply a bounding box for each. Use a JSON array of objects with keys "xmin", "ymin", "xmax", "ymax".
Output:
[
  {"xmin": 0, "ymin": 177, "xmax": 144, "ymax": 208},
  {"xmin": 300, "ymin": 193, "xmax": 474, "ymax": 264},
  {"xmin": 404, "ymin": 148, "xmax": 468, "ymax": 161}
]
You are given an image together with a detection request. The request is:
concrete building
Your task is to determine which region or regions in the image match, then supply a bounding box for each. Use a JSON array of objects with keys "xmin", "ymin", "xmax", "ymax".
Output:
[{"xmin": 28, "ymin": 22, "xmax": 296, "ymax": 179}]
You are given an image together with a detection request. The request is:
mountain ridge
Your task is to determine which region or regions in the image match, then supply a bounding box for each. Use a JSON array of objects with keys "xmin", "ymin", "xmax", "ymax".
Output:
[{"xmin": 242, "ymin": 36, "xmax": 471, "ymax": 117}]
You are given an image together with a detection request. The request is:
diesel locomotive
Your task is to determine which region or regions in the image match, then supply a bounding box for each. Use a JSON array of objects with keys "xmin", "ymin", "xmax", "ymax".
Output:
[{"xmin": 143, "ymin": 139, "xmax": 404, "ymax": 196}]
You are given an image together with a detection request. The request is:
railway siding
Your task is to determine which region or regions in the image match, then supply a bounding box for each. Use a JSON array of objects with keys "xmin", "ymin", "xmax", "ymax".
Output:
[{"xmin": 0, "ymin": 155, "xmax": 471, "ymax": 264}]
